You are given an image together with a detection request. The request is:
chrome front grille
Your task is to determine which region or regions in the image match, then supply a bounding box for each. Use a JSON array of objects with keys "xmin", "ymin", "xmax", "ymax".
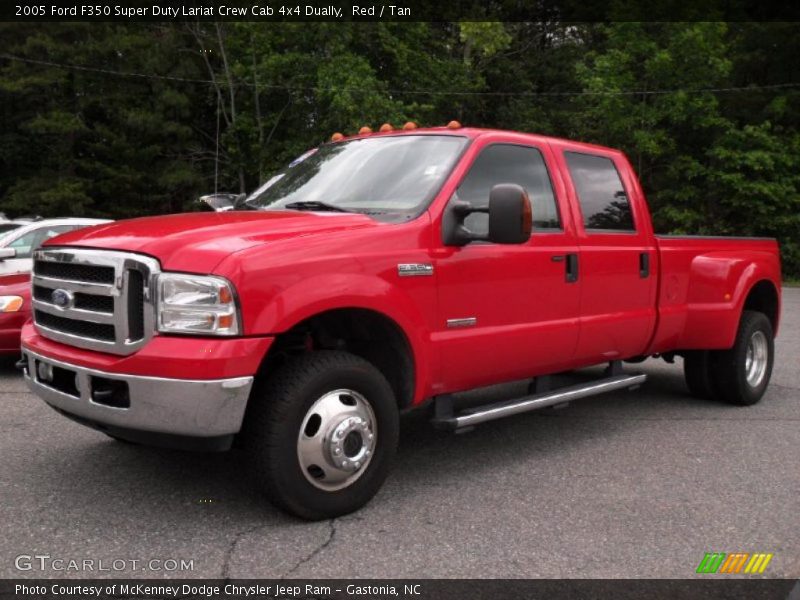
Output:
[{"xmin": 32, "ymin": 248, "xmax": 160, "ymax": 355}]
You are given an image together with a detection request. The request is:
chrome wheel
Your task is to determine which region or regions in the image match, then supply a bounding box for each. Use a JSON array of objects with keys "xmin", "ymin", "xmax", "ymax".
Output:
[
  {"xmin": 745, "ymin": 330, "xmax": 769, "ymax": 388},
  {"xmin": 297, "ymin": 389, "xmax": 377, "ymax": 491}
]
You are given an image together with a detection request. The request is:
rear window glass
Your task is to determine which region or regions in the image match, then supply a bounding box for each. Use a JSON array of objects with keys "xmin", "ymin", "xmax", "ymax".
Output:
[{"xmin": 565, "ymin": 152, "xmax": 635, "ymax": 232}]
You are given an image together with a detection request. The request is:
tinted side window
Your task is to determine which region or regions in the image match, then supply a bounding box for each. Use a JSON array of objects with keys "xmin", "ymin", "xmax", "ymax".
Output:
[
  {"xmin": 457, "ymin": 144, "xmax": 560, "ymax": 233},
  {"xmin": 565, "ymin": 152, "xmax": 635, "ymax": 232}
]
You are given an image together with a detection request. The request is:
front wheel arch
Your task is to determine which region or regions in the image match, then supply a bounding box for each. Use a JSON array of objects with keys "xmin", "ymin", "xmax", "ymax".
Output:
[{"xmin": 252, "ymin": 307, "xmax": 417, "ymax": 410}]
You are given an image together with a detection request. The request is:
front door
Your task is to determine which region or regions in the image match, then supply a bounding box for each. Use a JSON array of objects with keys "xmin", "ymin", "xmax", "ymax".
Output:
[{"xmin": 433, "ymin": 137, "xmax": 581, "ymax": 393}]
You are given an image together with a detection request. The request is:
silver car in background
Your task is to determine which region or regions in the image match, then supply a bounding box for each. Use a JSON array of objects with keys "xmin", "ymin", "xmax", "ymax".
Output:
[{"xmin": 0, "ymin": 218, "xmax": 112, "ymax": 275}]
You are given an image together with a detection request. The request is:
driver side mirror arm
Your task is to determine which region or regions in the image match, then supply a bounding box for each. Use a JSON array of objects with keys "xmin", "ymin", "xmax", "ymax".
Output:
[
  {"xmin": 441, "ymin": 200, "xmax": 489, "ymax": 246},
  {"xmin": 442, "ymin": 184, "xmax": 532, "ymax": 246}
]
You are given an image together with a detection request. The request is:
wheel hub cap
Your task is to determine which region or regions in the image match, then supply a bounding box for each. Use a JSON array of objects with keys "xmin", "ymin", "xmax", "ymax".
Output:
[
  {"xmin": 329, "ymin": 416, "xmax": 373, "ymax": 471},
  {"xmin": 745, "ymin": 330, "xmax": 768, "ymax": 388},
  {"xmin": 297, "ymin": 389, "xmax": 377, "ymax": 491}
]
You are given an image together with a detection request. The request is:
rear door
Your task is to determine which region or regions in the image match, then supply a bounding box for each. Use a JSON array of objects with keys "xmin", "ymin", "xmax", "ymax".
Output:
[
  {"xmin": 554, "ymin": 147, "xmax": 658, "ymax": 363},
  {"xmin": 433, "ymin": 135, "xmax": 581, "ymax": 392}
]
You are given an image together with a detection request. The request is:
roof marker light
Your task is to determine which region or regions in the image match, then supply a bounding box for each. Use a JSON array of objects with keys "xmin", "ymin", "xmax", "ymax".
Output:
[
  {"xmin": 446, "ymin": 120, "xmax": 462, "ymax": 129},
  {"xmin": 358, "ymin": 126, "xmax": 372, "ymax": 134},
  {"xmin": 402, "ymin": 121, "xmax": 418, "ymax": 130},
  {"xmin": 331, "ymin": 132, "xmax": 345, "ymax": 142},
  {"xmin": 379, "ymin": 123, "xmax": 393, "ymax": 132}
]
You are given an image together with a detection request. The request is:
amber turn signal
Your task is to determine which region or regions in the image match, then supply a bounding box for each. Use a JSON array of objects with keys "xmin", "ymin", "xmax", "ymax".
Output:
[
  {"xmin": 0, "ymin": 296, "xmax": 23, "ymax": 313},
  {"xmin": 217, "ymin": 314, "xmax": 235, "ymax": 330}
]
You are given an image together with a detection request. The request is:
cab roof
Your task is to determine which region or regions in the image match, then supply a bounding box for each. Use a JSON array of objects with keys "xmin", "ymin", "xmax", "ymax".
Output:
[{"xmin": 329, "ymin": 125, "xmax": 623, "ymax": 157}]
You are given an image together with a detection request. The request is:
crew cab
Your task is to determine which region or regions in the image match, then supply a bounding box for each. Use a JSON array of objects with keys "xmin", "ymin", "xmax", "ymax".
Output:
[{"xmin": 20, "ymin": 125, "xmax": 781, "ymax": 519}]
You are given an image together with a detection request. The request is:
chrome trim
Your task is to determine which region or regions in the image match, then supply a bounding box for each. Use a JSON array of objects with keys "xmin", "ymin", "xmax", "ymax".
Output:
[
  {"xmin": 33, "ymin": 274, "xmax": 116, "ymax": 296},
  {"xmin": 433, "ymin": 374, "xmax": 647, "ymax": 430},
  {"xmin": 33, "ymin": 323, "xmax": 118, "ymax": 350},
  {"xmin": 32, "ymin": 248, "xmax": 161, "ymax": 355},
  {"xmin": 22, "ymin": 348, "xmax": 254, "ymax": 437},
  {"xmin": 34, "ymin": 300, "xmax": 115, "ymax": 324},
  {"xmin": 297, "ymin": 389, "xmax": 377, "ymax": 492},
  {"xmin": 446, "ymin": 317, "xmax": 477, "ymax": 328},
  {"xmin": 34, "ymin": 321, "xmax": 117, "ymax": 354},
  {"xmin": 397, "ymin": 263, "xmax": 434, "ymax": 277}
]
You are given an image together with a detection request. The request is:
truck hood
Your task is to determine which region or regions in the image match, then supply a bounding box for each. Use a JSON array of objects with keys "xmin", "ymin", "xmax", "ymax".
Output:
[{"xmin": 45, "ymin": 211, "xmax": 379, "ymax": 272}]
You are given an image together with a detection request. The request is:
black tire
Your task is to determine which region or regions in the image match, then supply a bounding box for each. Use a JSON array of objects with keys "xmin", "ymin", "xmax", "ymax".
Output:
[
  {"xmin": 709, "ymin": 310, "xmax": 774, "ymax": 406},
  {"xmin": 242, "ymin": 351, "xmax": 399, "ymax": 520},
  {"xmin": 683, "ymin": 351, "xmax": 717, "ymax": 400}
]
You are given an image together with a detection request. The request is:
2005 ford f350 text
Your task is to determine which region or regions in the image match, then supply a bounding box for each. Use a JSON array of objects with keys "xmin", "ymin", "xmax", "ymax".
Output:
[{"xmin": 20, "ymin": 125, "xmax": 781, "ymax": 519}]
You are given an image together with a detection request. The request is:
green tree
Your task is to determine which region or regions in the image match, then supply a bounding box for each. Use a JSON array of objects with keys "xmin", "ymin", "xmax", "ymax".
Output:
[
  {"xmin": 1, "ymin": 22, "xmax": 798, "ymax": 276},
  {"xmin": 0, "ymin": 23, "xmax": 205, "ymax": 218},
  {"xmin": 574, "ymin": 22, "xmax": 800, "ymax": 276}
]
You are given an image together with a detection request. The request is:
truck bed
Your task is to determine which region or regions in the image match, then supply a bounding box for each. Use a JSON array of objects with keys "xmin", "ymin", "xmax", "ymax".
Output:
[{"xmin": 647, "ymin": 235, "xmax": 781, "ymax": 354}]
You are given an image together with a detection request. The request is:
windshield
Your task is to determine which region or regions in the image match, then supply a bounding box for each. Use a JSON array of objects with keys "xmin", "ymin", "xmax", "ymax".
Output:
[{"xmin": 245, "ymin": 135, "xmax": 468, "ymax": 221}]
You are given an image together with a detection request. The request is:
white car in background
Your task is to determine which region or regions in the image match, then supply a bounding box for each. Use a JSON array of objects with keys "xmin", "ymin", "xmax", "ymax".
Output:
[{"xmin": 0, "ymin": 218, "xmax": 111, "ymax": 275}]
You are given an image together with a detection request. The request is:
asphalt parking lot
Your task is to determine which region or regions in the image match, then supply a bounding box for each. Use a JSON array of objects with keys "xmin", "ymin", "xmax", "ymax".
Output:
[{"xmin": 1, "ymin": 289, "xmax": 798, "ymax": 580}]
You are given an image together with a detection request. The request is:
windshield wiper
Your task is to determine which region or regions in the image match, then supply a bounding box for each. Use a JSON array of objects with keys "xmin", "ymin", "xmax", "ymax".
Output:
[{"xmin": 283, "ymin": 201, "xmax": 351, "ymax": 213}]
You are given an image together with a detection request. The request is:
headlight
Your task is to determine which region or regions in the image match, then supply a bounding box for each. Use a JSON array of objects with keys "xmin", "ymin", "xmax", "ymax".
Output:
[
  {"xmin": 157, "ymin": 274, "xmax": 240, "ymax": 336},
  {"xmin": 0, "ymin": 296, "xmax": 24, "ymax": 313}
]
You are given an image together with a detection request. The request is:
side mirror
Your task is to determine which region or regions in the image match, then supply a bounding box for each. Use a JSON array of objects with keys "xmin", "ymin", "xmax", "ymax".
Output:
[
  {"xmin": 442, "ymin": 184, "xmax": 532, "ymax": 246},
  {"xmin": 0, "ymin": 248, "xmax": 16, "ymax": 261},
  {"xmin": 487, "ymin": 184, "xmax": 532, "ymax": 244},
  {"xmin": 198, "ymin": 193, "xmax": 245, "ymax": 212}
]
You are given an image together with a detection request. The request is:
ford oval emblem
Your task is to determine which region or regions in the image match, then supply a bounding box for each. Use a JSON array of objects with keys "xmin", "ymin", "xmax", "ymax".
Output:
[{"xmin": 51, "ymin": 289, "xmax": 74, "ymax": 309}]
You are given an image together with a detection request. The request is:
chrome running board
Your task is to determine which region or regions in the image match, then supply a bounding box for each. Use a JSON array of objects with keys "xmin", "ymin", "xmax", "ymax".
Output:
[{"xmin": 431, "ymin": 373, "xmax": 646, "ymax": 431}]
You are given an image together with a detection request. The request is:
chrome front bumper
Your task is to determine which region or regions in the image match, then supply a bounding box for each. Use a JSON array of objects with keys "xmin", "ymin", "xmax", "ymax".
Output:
[{"xmin": 21, "ymin": 348, "xmax": 254, "ymax": 439}]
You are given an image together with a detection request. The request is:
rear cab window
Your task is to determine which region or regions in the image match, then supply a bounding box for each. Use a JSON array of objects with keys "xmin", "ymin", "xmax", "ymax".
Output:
[{"xmin": 564, "ymin": 152, "xmax": 636, "ymax": 233}]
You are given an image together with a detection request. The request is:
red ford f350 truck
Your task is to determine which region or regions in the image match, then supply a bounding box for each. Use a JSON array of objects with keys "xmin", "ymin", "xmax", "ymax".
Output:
[{"xmin": 20, "ymin": 125, "xmax": 781, "ymax": 519}]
